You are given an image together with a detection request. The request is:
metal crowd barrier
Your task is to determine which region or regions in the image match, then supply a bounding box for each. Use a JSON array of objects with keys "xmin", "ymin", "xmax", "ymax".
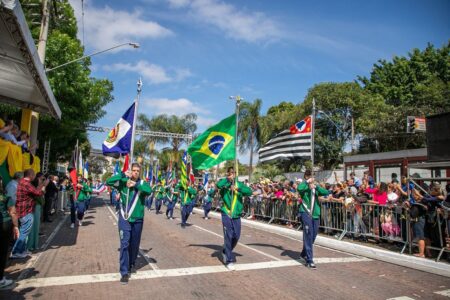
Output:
[{"xmin": 203, "ymin": 192, "xmax": 449, "ymax": 262}]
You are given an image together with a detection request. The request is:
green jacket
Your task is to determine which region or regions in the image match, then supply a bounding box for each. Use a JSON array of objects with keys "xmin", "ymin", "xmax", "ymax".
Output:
[
  {"xmin": 106, "ymin": 173, "xmax": 152, "ymax": 222},
  {"xmin": 176, "ymin": 183, "xmax": 197, "ymax": 206},
  {"xmin": 206, "ymin": 187, "xmax": 215, "ymax": 203},
  {"xmin": 76, "ymin": 182, "xmax": 93, "ymax": 202},
  {"xmin": 297, "ymin": 181, "xmax": 329, "ymax": 219},
  {"xmin": 154, "ymin": 185, "xmax": 166, "ymax": 200},
  {"xmin": 217, "ymin": 178, "xmax": 252, "ymax": 219},
  {"xmin": 166, "ymin": 186, "xmax": 178, "ymax": 203}
]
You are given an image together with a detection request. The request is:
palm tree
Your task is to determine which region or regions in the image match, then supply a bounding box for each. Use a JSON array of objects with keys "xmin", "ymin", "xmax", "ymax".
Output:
[
  {"xmin": 239, "ymin": 99, "xmax": 262, "ymax": 182},
  {"xmin": 138, "ymin": 113, "xmax": 197, "ymax": 163}
]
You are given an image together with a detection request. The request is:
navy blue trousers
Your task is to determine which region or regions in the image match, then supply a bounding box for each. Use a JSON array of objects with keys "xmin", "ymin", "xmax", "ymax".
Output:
[
  {"xmin": 299, "ymin": 212, "xmax": 319, "ymax": 264},
  {"xmin": 118, "ymin": 214, "xmax": 143, "ymax": 276},
  {"xmin": 221, "ymin": 213, "xmax": 241, "ymax": 264},
  {"xmin": 166, "ymin": 201, "xmax": 175, "ymax": 218},
  {"xmin": 76, "ymin": 201, "xmax": 86, "ymax": 221},
  {"xmin": 70, "ymin": 199, "xmax": 76, "ymax": 224},
  {"xmin": 145, "ymin": 195, "xmax": 153, "ymax": 210},
  {"xmin": 203, "ymin": 202, "xmax": 212, "ymax": 218},
  {"xmin": 155, "ymin": 198, "xmax": 163, "ymax": 213},
  {"xmin": 181, "ymin": 205, "xmax": 190, "ymax": 225},
  {"xmin": 85, "ymin": 197, "xmax": 91, "ymax": 210}
]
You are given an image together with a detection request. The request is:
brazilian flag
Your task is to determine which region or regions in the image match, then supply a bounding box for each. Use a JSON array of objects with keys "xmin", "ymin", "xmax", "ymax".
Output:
[{"xmin": 188, "ymin": 114, "xmax": 236, "ymax": 170}]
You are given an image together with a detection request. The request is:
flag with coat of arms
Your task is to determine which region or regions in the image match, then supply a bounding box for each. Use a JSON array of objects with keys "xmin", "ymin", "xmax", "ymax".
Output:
[
  {"xmin": 187, "ymin": 114, "xmax": 236, "ymax": 170},
  {"xmin": 102, "ymin": 102, "xmax": 135, "ymax": 158}
]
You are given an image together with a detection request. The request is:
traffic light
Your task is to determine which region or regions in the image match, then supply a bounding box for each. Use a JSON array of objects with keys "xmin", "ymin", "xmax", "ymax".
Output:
[{"xmin": 407, "ymin": 116, "xmax": 416, "ymax": 133}]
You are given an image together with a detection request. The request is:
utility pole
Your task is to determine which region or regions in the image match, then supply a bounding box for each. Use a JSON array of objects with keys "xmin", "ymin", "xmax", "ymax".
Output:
[
  {"xmin": 351, "ymin": 115, "xmax": 355, "ymax": 173},
  {"xmin": 22, "ymin": 0, "xmax": 51, "ymax": 158}
]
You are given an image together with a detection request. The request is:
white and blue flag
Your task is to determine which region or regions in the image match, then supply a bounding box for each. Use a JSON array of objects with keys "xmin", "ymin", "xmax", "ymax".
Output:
[{"xmin": 102, "ymin": 103, "xmax": 135, "ymax": 158}]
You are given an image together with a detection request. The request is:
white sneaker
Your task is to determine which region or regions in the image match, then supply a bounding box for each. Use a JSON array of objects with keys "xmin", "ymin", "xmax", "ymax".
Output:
[
  {"xmin": 226, "ymin": 263, "xmax": 236, "ymax": 271},
  {"xmin": 0, "ymin": 277, "xmax": 14, "ymax": 289},
  {"xmin": 170, "ymin": 217, "xmax": 174, "ymax": 220},
  {"xmin": 222, "ymin": 250, "xmax": 227, "ymax": 264},
  {"xmin": 10, "ymin": 252, "xmax": 29, "ymax": 259},
  {"xmin": 78, "ymin": 220, "xmax": 82, "ymax": 226},
  {"xmin": 70, "ymin": 223, "xmax": 75, "ymax": 229}
]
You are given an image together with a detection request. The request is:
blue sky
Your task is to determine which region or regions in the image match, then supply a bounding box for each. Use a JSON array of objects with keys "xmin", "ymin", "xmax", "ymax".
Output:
[{"xmin": 68, "ymin": 0, "xmax": 449, "ymax": 162}]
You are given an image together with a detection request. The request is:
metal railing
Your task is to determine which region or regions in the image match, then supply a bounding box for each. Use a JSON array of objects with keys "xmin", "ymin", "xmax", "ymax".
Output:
[{"xmin": 197, "ymin": 194, "xmax": 449, "ymax": 262}]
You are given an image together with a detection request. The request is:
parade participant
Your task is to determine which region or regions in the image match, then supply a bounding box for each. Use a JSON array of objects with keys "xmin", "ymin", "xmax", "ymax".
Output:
[
  {"xmin": 177, "ymin": 181, "xmax": 197, "ymax": 228},
  {"xmin": 297, "ymin": 170, "xmax": 329, "ymax": 269},
  {"xmin": 84, "ymin": 178, "xmax": 93, "ymax": 211},
  {"xmin": 217, "ymin": 167, "xmax": 252, "ymax": 270},
  {"xmin": 145, "ymin": 193, "xmax": 153, "ymax": 211},
  {"xmin": 154, "ymin": 181, "xmax": 166, "ymax": 214},
  {"xmin": 75, "ymin": 175, "xmax": 92, "ymax": 226},
  {"xmin": 203, "ymin": 182, "xmax": 215, "ymax": 220},
  {"xmin": 68, "ymin": 182, "xmax": 77, "ymax": 229},
  {"xmin": 165, "ymin": 184, "xmax": 177, "ymax": 220},
  {"xmin": 106, "ymin": 163, "xmax": 152, "ymax": 284}
]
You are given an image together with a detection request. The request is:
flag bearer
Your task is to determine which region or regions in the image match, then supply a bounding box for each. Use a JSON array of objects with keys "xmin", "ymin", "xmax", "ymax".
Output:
[
  {"xmin": 297, "ymin": 169, "xmax": 329, "ymax": 269},
  {"xmin": 217, "ymin": 167, "xmax": 252, "ymax": 270},
  {"xmin": 85, "ymin": 178, "xmax": 93, "ymax": 211},
  {"xmin": 154, "ymin": 181, "xmax": 166, "ymax": 214},
  {"xmin": 165, "ymin": 184, "xmax": 177, "ymax": 220},
  {"xmin": 106, "ymin": 163, "xmax": 152, "ymax": 284},
  {"xmin": 75, "ymin": 175, "xmax": 92, "ymax": 226},
  {"xmin": 203, "ymin": 182, "xmax": 215, "ymax": 219},
  {"xmin": 177, "ymin": 181, "xmax": 197, "ymax": 228}
]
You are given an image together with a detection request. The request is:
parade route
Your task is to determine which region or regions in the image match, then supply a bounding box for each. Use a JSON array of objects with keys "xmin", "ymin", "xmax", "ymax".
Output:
[{"xmin": 3, "ymin": 195, "xmax": 450, "ymax": 300}]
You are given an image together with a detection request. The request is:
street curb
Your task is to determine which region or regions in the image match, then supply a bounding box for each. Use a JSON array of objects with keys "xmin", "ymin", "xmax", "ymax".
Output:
[{"xmin": 194, "ymin": 207, "xmax": 450, "ymax": 277}]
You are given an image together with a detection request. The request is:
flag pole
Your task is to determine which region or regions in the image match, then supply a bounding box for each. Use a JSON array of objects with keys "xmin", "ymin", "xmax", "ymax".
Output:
[
  {"xmin": 230, "ymin": 95, "xmax": 242, "ymax": 185},
  {"xmin": 311, "ymin": 98, "xmax": 316, "ymax": 170},
  {"xmin": 124, "ymin": 77, "xmax": 142, "ymax": 219},
  {"xmin": 75, "ymin": 139, "xmax": 80, "ymax": 199},
  {"xmin": 129, "ymin": 77, "xmax": 142, "ymax": 167}
]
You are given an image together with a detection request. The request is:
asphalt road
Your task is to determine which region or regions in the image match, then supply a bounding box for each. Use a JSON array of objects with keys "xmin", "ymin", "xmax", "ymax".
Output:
[{"xmin": 2, "ymin": 195, "xmax": 449, "ymax": 300}]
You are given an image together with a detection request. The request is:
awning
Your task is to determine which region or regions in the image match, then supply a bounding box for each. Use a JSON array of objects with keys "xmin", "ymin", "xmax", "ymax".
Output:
[{"xmin": 0, "ymin": 0, "xmax": 61, "ymax": 119}]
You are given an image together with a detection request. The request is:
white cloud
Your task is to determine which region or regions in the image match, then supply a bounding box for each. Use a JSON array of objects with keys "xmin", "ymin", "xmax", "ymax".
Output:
[
  {"xmin": 166, "ymin": 0, "xmax": 284, "ymax": 43},
  {"xmin": 143, "ymin": 98, "xmax": 210, "ymax": 115},
  {"xmin": 105, "ymin": 60, "xmax": 192, "ymax": 84},
  {"xmin": 167, "ymin": 0, "xmax": 191, "ymax": 8},
  {"xmin": 69, "ymin": 0, "xmax": 172, "ymax": 51}
]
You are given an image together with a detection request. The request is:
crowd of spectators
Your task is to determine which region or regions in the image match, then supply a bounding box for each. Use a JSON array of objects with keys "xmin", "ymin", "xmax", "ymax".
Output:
[{"xmin": 199, "ymin": 171, "xmax": 450, "ymax": 260}]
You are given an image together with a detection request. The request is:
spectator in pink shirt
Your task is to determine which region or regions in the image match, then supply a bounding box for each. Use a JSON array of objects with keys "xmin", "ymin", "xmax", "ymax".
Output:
[{"xmin": 365, "ymin": 182, "xmax": 388, "ymax": 206}]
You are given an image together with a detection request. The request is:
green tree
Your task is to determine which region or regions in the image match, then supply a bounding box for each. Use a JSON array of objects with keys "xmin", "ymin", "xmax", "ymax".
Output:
[
  {"xmin": 138, "ymin": 113, "xmax": 197, "ymax": 163},
  {"xmin": 11, "ymin": 0, "xmax": 115, "ymax": 165},
  {"xmin": 88, "ymin": 156, "xmax": 110, "ymax": 176},
  {"xmin": 357, "ymin": 42, "xmax": 450, "ymax": 151},
  {"xmin": 299, "ymin": 82, "xmax": 376, "ymax": 169},
  {"xmin": 238, "ymin": 99, "xmax": 262, "ymax": 182}
]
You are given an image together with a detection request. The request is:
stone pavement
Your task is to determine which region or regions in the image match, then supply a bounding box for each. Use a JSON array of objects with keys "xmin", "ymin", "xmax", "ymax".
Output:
[{"xmin": 1, "ymin": 195, "xmax": 449, "ymax": 300}]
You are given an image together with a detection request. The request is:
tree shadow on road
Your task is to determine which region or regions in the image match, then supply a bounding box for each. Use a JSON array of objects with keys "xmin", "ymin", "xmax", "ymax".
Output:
[
  {"xmin": 246, "ymin": 243, "xmax": 302, "ymax": 260},
  {"xmin": 187, "ymin": 244, "xmax": 242, "ymax": 263},
  {"xmin": 0, "ymin": 287, "xmax": 36, "ymax": 300}
]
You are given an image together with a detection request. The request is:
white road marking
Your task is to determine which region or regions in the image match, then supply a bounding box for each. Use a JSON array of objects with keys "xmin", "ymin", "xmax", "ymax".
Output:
[
  {"xmin": 15, "ymin": 256, "xmax": 371, "ymax": 289},
  {"xmin": 193, "ymin": 224, "xmax": 280, "ymax": 261},
  {"xmin": 434, "ymin": 289, "xmax": 450, "ymax": 297},
  {"xmin": 386, "ymin": 297, "xmax": 416, "ymax": 300},
  {"xmin": 18, "ymin": 214, "xmax": 69, "ymax": 281},
  {"xmin": 103, "ymin": 200, "xmax": 160, "ymax": 271},
  {"xmin": 192, "ymin": 207, "xmax": 363, "ymax": 259}
]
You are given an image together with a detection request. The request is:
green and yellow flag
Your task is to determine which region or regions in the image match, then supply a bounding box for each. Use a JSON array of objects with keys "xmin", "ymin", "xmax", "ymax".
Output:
[{"xmin": 187, "ymin": 114, "xmax": 236, "ymax": 170}]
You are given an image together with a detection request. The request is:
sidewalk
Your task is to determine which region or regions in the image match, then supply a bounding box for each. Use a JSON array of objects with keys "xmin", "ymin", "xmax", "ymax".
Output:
[{"xmin": 5, "ymin": 209, "xmax": 70, "ymax": 281}]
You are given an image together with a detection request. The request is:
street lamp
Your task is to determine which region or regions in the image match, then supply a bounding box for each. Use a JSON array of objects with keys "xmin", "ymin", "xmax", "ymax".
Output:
[
  {"xmin": 317, "ymin": 110, "xmax": 344, "ymax": 133},
  {"xmin": 45, "ymin": 42, "xmax": 140, "ymax": 73}
]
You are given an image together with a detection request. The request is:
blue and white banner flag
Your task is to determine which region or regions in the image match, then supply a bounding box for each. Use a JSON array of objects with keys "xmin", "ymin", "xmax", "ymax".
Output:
[{"xmin": 102, "ymin": 103, "xmax": 135, "ymax": 158}]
